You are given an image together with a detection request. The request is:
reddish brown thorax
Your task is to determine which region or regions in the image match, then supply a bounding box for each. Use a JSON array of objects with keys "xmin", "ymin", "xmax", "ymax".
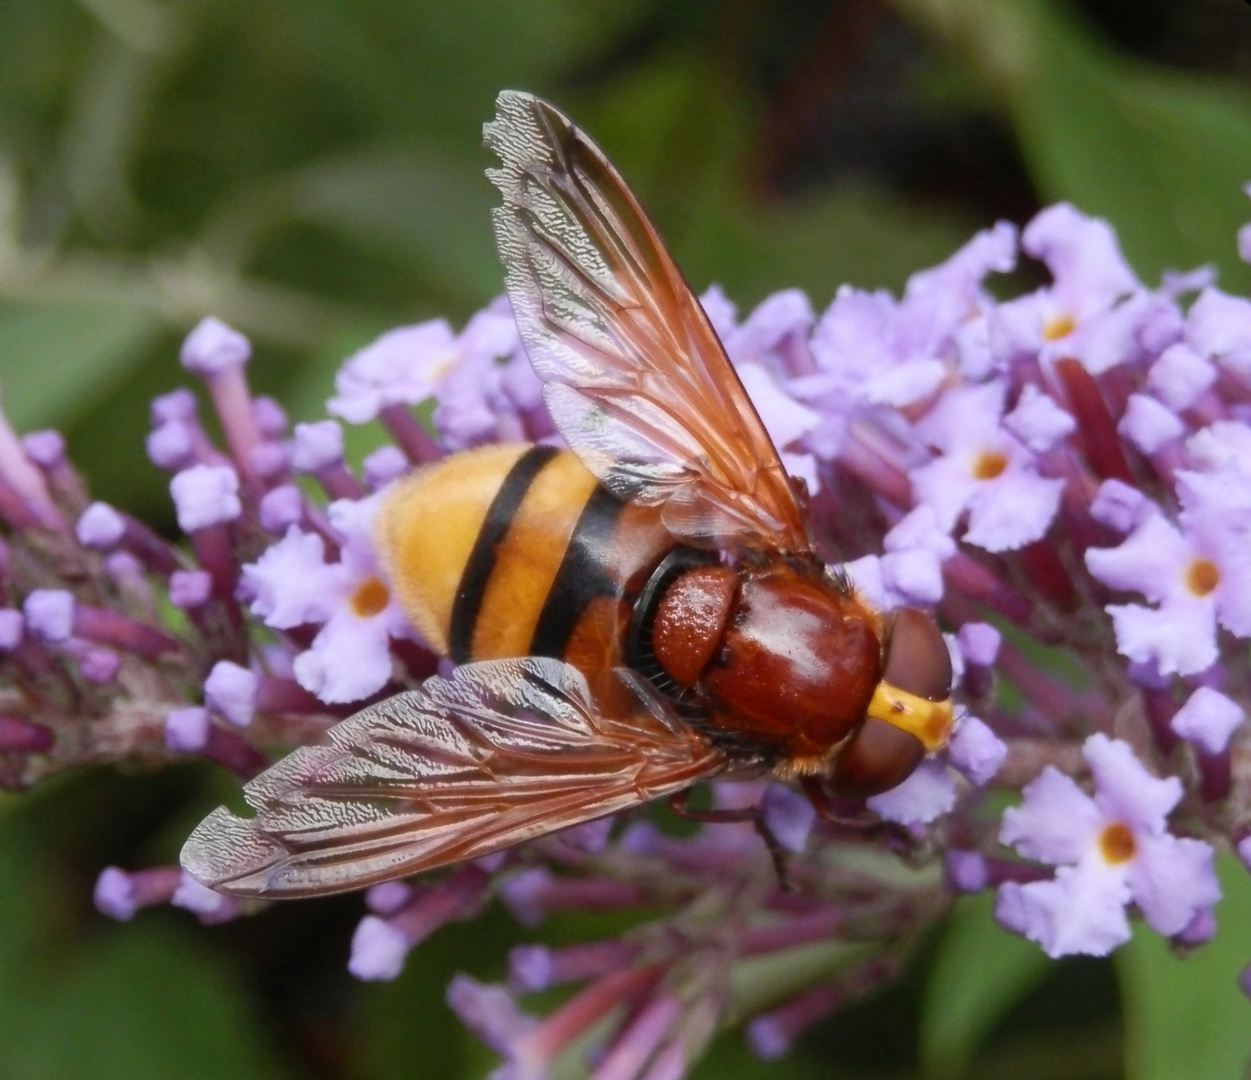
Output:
[{"xmin": 651, "ymin": 559, "xmax": 883, "ymax": 768}]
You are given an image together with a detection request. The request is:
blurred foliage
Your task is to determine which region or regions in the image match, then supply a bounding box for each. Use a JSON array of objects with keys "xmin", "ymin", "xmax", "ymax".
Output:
[{"xmin": 1, "ymin": 0, "xmax": 1251, "ymax": 1077}]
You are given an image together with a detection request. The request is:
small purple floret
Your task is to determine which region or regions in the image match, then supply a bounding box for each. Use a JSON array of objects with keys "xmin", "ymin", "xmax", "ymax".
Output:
[
  {"xmin": 948, "ymin": 715, "xmax": 1007, "ymax": 786},
  {"xmin": 761, "ymin": 782, "xmax": 816, "ymax": 853},
  {"xmin": 181, "ymin": 317, "xmax": 251, "ymax": 375},
  {"xmin": 76, "ymin": 502, "xmax": 126, "ymax": 549},
  {"xmin": 1119, "ymin": 394, "xmax": 1184, "ymax": 454},
  {"xmin": 867, "ymin": 762, "xmax": 956, "ymax": 825},
  {"xmin": 94, "ymin": 867, "xmax": 137, "ymax": 920},
  {"xmin": 1148, "ymin": 343, "xmax": 1215, "ymax": 410},
  {"xmin": 146, "ymin": 421, "xmax": 195, "ymax": 470},
  {"xmin": 445, "ymin": 974, "xmax": 537, "ymax": 1053},
  {"xmin": 22, "ymin": 430, "xmax": 65, "ymax": 467},
  {"xmin": 348, "ymin": 916, "xmax": 411, "ymax": 981},
  {"xmin": 23, "ymin": 589, "xmax": 74, "ymax": 642},
  {"xmin": 170, "ymin": 465, "xmax": 242, "ymax": 531},
  {"xmin": 171, "ymin": 873, "xmax": 231, "ymax": 917},
  {"xmin": 252, "ymin": 396, "xmax": 287, "ymax": 437},
  {"xmin": 259, "ymin": 485, "xmax": 304, "ymax": 532},
  {"xmin": 151, "ymin": 388, "xmax": 197, "ymax": 424},
  {"xmin": 945, "ymin": 850, "xmax": 989, "ymax": 893},
  {"xmin": 1089, "ymin": 479, "xmax": 1153, "ymax": 533},
  {"xmin": 291, "ymin": 420, "xmax": 345, "ymax": 472},
  {"xmin": 248, "ymin": 442, "xmax": 287, "ymax": 479},
  {"xmin": 1175, "ymin": 907, "xmax": 1216, "ymax": 946},
  {"xmin": 362, "ymin": 445, "xmax": 409, "ymax": 489},
  {"xmin": 0, "ymin": 609, "xmax": 23, "ymax": 650},
  {"xmin": 508, "ymin": 945, "xmax": 555, "ymax": 992},
  {"xmin": 957, "ymin": 622, "xmax": 1001, "ymax": 667},
  {"xmin": 328, "ymin": 320, "xmax": 457, "ymax": 424},
  {"xmin": 1171, "ymin": 687, "xmax": 1244, "ymax": 755},
  {"xmin": 168, "ymin": 570, "xmax": 213, "ymax": 609},
  {"xmin": 1238, "ymin": 835, "xmax": 1251, "ymax": 872},
  {"xmin": 365, "ymin": 880, "xmax": 412, "ymax": 915},
  {"xmin": 77, "ymin": 647, "xmax": 120, "ymax": 683},
  {"xmin": 997, "ymin": 734, "xmax": 1220, "ymax": 957},
  {"xmin": 165, "ymin": 706, "xmax": 210, "ymax": 752},
  {"xmin": 746, "ymin": 1015, "xmax": 790, "ymax": 1061},
  {"xmin": 204, "ymin": 661, "xmax": 258, "ymax": 727}
]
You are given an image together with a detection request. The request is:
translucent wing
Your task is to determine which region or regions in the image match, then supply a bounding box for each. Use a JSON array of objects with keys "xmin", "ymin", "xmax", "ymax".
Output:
[
  {"xmin": 180, "ymin": 658, "xmax": 726, "ymax": 898},
  {"xmin": 485, "ymin": 90, "xmax": 813, "ymax": 554}
]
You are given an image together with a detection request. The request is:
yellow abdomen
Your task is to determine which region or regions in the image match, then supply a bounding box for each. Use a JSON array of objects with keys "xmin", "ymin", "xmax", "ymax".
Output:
[
  {"xmin": 376, "ymin": 444, "xmax": 675, "ymax": 679},
  {"xmin": 376, "ymin": 444, "xmax": 591, "ymax": 658}
]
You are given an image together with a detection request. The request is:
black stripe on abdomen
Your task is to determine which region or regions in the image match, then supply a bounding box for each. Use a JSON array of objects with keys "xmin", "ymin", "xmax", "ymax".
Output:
[
  {"xmin": 448, "ymin": 444, "xmax": 559, "ymax": 663},
  {"xmin": 528, "ymin": 484, "xmax": 624, "ymax": 658}
]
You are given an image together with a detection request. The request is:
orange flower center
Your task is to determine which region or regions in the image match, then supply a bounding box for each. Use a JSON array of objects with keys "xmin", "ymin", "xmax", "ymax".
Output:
[
  {"xmin": 1185, "ymin": 558, "xmax": 1220, "ymax": 597},
  {"xmin": 973, "ymin": 450, "xmax": 1008, "ymax": 480},
  {"xmin": 1043, "ymin": 314, "xmax": 1075, "ymax": 341},
  {"xmin": 350, "ymin": 575, "xmax": 390, "ymax": 618},
  {"xmin": 1098, "ymin": 822, "xmax": 1136, "ymax": 864}
]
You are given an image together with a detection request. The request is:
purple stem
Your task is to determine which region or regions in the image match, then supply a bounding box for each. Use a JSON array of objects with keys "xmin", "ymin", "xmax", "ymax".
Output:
[
  {"xmin": 73, "ymin": 605, "xmax": 180, "ymax": 658},
  {"xmin": 255, "ymin": 676, "xmax": 330, "ymax": 715},
  {"xmin": 590, "ymin": 992, "xmax": 682, "ymax": 1080},
  {"xmin": 119, "ymin": 516, "xmax": 182, "ymax": 576},
  {"xmin": 740, "ymin": 907, "xmax": 844, "ymax": 956},
  {"xmin": 1197, "ymin": 748, "xmax": 1232, "ymax": 802},
  {"xmin": 1055, "ymin": 359, "xmax": 1133, "ymax": 485},
  {"xmin": 204, "ymin": 367, "xmax": 264, "ymax": 486},
  {"xmin": 204, "ymin": 725, "xmax": 268, "ymax": 778},
  {"xmin": 0, "ymin": 715, "xmax": 54, "ymax": 753},
  {"xmin": 0, "ymin": 415, "xmax": 64, "ymax": 530},
  {"xmin": 380, "ymin": 404, "xmax": 441, "ymax": 464},
  {"xmin": 390, "ymin": 866, "xmax": 488, "ymax": 946},
  {"xmin": 509, "ymin": 939, "xmax": 641, "ymax": 993},
  {"xmin": 315, "ymin": 464, "xmax": 364, "ymax": 501},
  {"xmin": 512, "ymin": 964, "xmax": 665, "ymax": 1071}
]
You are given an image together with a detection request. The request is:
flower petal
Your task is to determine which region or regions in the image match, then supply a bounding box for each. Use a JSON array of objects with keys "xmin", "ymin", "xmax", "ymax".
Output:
[
  {"xmin": 1000, "ymin": 766, "xmax": 1102, "ymax": 864},
  {"xmin": 1126, "ymin": 833, "xmax": 1221, "ymax": 937}
]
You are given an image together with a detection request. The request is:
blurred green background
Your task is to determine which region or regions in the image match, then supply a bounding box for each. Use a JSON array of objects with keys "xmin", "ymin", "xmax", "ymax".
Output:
[{"xmin": 1, "ymin": 1, "xmax": 1251, "ymax": 1077}]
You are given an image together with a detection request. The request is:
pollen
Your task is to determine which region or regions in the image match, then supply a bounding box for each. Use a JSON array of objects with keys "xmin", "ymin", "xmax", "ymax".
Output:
[
  {"xmin": 1043, "ymin": 313, "xmax": 1075, "ymax": 341},
  {"xmin": 1098, "ymin": 821, "xmax": 1136, "ymax": 864},
  {"xmin": 972, "ymin": 450, "xmax": 1008, "ymax": 480},
  {"xmin": 350, "ymin": 575, "xmax": 390, "ymax": 618},
  {"xmin": 1185, "ymin": 558, "xmax": 1220, "ymax": 597}
]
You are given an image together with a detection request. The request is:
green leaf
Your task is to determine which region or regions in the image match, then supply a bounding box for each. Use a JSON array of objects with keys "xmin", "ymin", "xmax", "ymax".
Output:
[
  {"xmin": 919, "ymin": 890, "xmax": 1052, "ymax": 1078},
  {"xmin": 345, "ymin": 906, "xmax": 518, "ymax": 1080},
  {"xmin": 0, "ymin": 299, "xmax": 162, "ymax": 431},
  {"xmin": 0, "ymin": 804, "xmax": 293, "ymax": 1080},
  {"xmin": 689, "ymin": 1029, "xmax": 833, "ymax": 1080},
  {"xmin": 576, "ymin": 52, "xmax": 974, "ymax": 307},
  {"xmin": 3, "ymin": 924, "xmax": 296, "ymax": 1080},
  {"xmin": 1013, "ymin": 4, "xmax": 1251, "ymax": 292},
  {"xmin": 289, "ymin": 148, "xmax": 503, "ymax": 303},
  {"xmin": 891, "ymin": 0, "xmax": 1251, "ymax": 293},
  {"xmin": 1117, "ymin": 853, "xmax": 1251, "ymax": 1080}
]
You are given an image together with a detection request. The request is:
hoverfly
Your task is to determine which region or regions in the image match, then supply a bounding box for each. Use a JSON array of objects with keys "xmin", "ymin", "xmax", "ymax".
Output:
[{"xmin": 180, "ymin": 90, "xmax": 955, "ymax": 898}]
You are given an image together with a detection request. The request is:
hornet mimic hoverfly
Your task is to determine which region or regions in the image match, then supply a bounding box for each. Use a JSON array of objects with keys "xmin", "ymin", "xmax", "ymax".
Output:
[{"xmin": 181, "ymin": 90, "xmax": 955, "ymax": 898}]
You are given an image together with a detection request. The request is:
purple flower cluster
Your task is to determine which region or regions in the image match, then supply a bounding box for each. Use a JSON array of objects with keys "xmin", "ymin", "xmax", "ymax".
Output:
[{"xmin": 0, "ymin": 198, "xmax": 1250, "ymax": 1077}]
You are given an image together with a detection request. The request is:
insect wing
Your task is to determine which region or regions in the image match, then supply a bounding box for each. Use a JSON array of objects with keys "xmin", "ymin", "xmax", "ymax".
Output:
[
  {"xmin": 485, "ymin": 90, "xmax": 813, "ymax": 555},
  {"xmin": 180, "ymin": 657, "xmax": 725, "ymax": 898}
]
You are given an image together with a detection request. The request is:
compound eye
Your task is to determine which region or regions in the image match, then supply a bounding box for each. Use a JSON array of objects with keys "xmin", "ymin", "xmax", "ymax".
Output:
[
  {"xmin": 827, "ymin": 718, "xmax": 925, "ymax": 798},
  {"xmin": 883, "ymin": 608, "xmax": 952, "ymax": 703}
]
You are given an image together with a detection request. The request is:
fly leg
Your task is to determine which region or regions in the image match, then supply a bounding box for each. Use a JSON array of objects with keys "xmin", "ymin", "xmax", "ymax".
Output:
[
  {"xmin": 667, "ymin": 788, "xmax": 793, "ymax": 891},
  {"xmin": 799, "ymin": 777, "xmax": 922, "ymax": 858}
]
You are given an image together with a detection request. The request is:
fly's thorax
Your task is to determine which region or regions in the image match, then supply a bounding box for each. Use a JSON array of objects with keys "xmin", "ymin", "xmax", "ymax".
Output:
[{"xmin": 643, "ymin": 557, "xmax": 882, "ymax": 764}]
